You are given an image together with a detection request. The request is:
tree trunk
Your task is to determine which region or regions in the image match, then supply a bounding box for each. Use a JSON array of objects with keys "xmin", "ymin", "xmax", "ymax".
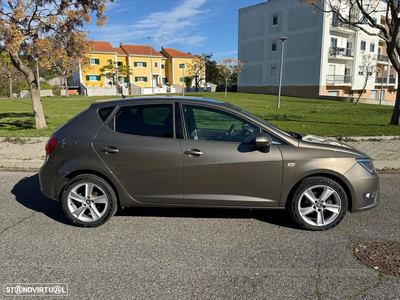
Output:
[
  {"xmin": 9, "ymin": 78, "xmax": 13, "ymax": 99},
  {"xmin": 9, "ymin": 51, "xmax": 47, "ymax": 129},
  {"xmin": 355, "ymin": 79, "xmax": 368, "ymax": 105},
  {"xmin": 390, "ymin": 80, "xmax": 400, "ymax": 125},
  {"xmin": 64, "ymin": 75, "xmax": 69, "ymax": 97}
]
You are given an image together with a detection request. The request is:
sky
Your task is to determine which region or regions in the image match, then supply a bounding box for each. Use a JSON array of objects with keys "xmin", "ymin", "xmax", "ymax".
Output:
[{"xmin": 86, "ymin": 0, "xmax": 264, "ymax": 61}]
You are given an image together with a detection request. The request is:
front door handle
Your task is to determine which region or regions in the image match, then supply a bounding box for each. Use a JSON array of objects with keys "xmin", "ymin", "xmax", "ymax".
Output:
[
  {"xmin": 100, "ymin": 146, "xmax": 119, "ymax": 154},
  {"xmin": 184, "ymin": 149, "xmax": 203, "ymax": 156}
]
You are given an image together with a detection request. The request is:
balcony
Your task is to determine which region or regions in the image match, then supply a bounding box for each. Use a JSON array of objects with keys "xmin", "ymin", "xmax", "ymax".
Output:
[
  {"xmin": 375, "ymin": 77, "xmax": 396, "ymax": 85},
  {"xmin": 331, "ymin": 20, "xmax": 358, "ymax": 32},
  {"xmin": 328, "ymin": 47, "xmax": 354, "ymax": 59},
  {"xmin": 377, "ymin": 54, "xmax": 389, "ymax": 63},
  {"xmin": 327, "ymin": 74, "xmax": 352, "ymax": 85}
]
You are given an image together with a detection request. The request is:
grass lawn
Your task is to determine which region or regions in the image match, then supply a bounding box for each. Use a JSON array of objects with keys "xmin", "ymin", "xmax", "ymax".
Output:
[{"xmin": 0, "ymin": 92, "xmax": 399, "ymax": 137}]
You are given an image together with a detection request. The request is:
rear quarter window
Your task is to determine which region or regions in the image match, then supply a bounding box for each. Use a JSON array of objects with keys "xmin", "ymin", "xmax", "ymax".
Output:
[{"xmin": 98, "ymin": 107, "xmax": 115, "ymax": 122}]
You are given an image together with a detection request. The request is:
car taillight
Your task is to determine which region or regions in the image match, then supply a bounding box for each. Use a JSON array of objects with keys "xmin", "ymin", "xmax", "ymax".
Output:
[{"xmin": 45, "ymin": 138, "xmax": 58, "ymax": 154}]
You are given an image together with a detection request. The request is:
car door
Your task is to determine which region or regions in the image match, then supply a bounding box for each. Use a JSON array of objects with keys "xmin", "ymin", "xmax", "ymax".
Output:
[
  {"xmin": 93, "ymin": 103, "xmax": 183, "ymax": 204},
  {"xmin": 180, "ymin": 104, "xmax": 283, "ymax": 207}
]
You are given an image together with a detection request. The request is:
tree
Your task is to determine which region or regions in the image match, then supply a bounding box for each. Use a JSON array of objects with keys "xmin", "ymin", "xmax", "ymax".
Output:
[
  {"xmin": 99, "ymin": 59, "xmax": 133, "ymax": 98},
  {"xmin": 218, "ymin": 58, "xmax": 243, "ymax": 98},
  {"xmin": 300, "ymin": 0, "xmax": 400, "ymax": 124},
  {"xmin": 205, "ymin": 57, "xmax": 221, "ymax": 84},
  {"xmin": 0, "ymin": 0, "xmax": 111, "ymax": 129},
  {"xmin": 355, "ymin": 53, "xmax": 377, "ymax": 105},
  {"xmin": 38, "ymin": 32, "xmax": 92, "ymax": 97},
  {"xmin": 184, "ymin": 76, "xmax": 194, "ymax": 88},
  {"xmin": 0, "ymin": 51, "xmax": 21, "ymax": 98},
  {"xmin": 186, "ymin": 53, "xmax": 210, "ymax": 92}
]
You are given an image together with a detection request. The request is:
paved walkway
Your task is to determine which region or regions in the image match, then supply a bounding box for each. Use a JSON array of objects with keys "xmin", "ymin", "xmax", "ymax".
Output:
[{"xmin": 0, "ymin": 136, "xmax": 399, "ymax": 170}]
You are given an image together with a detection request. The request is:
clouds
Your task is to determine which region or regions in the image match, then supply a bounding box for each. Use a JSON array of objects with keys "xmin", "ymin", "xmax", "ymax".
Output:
[{"xmin": 90, "ymin": 0, "xmax": 210, "ymax": 48}]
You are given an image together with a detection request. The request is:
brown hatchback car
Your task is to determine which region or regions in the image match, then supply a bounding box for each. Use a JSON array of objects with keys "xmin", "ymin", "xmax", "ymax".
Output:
[{"xmin": 39, "ymin": 97, "xmax": 379, "ymax": 230}]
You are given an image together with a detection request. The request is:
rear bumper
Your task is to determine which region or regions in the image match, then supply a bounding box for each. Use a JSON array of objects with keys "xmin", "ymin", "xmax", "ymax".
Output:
[
  {"xmin": 39, "ymin": 156, "xmax": 61, "ymax": 201},
  {"xmin": 344, "ymin": 163, "xmax": 379, "ymax": 212}
]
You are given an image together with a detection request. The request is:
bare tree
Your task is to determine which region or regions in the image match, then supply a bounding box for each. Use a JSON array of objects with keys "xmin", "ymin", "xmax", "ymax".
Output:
[
  {"xmin": 355, "ymin": 53, "xmax": 377, "ymax": 105},
  {"xmin": 300, "ymin": 0, "xmax": 400, "ymax": 124},
  {"xmin": 37, "ymin": 33, "xmax": 93, "ymax": 97},
  {"xmin": 99, "ymin": 59, "xmax": 133, "ymax": 98},
  {"xmin": 186, "ymin": 53, "xmax": 210, "ymax": 92},
  {"xmin": 0, "ymin": 0, "xmax": 111, "ymax": 129},
  {"xmin": 0, "ymin": 51, "xmax": 21, "ymax": 98},
  {"xmin": 218, "ymin": 58, "xmax": 243, "ymax": 98}
]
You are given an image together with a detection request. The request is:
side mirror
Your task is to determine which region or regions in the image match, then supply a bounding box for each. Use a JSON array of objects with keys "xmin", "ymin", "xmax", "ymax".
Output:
[{"xmin": 255, "ymin": 132, "xmax": 272, "ymax": 153}]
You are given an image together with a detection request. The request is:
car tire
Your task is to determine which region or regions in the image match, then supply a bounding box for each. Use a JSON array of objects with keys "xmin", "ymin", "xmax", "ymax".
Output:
[
  {"xmin": 61, "ymin": 174, "xmax": 118, "ymax": 227},
  {"xmin": 287, "ymin": 176, "xmax": 348, "ymax": 231}
]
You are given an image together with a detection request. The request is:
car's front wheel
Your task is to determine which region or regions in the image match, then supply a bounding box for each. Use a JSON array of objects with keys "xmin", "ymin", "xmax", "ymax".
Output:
[
  {"xmin": 287, "ymin": 177, "xmax": 348, "ymax": 231},
  {"xmin": 61, "ymin": 174, "xmax": 118, "ymax": 227}
]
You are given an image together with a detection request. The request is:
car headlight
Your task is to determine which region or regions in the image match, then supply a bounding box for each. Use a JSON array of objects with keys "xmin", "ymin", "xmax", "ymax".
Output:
[{"xmin": 357, "ymin": 158, "xmax": 375, "ymax": 174}]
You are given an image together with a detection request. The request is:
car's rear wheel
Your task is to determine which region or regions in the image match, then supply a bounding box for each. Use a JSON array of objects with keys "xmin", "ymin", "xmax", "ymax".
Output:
[
  {"xmin": 61, "ymin": 174, "xmax": 118, "ymax": 227},
  {"xmin": 287, "ymin": 177, "xmax": 348, "ymax": 231}
]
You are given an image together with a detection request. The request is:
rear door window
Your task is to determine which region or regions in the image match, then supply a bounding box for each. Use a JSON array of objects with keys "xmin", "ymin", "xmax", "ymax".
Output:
[{"xmin": 114, "ymin": 104, "xmax": 174, "ymax": 138}]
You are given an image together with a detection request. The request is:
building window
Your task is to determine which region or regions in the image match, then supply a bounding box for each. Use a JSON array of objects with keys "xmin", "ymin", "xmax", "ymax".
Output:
[
  {"xmin": 273, "ymin": 16, "xmax": 278, "ymax": 25},
  {"xmin": 179, "ymin": 77, "xmax": 184, "ymax": 82},
  {"xmin": 358, "ymin": 66, "xmax": 364, "ymax": 75},
  {"xmin": 161, "ymin": 64, "xmax": 165, "ymax": 69},
  {"xmin": 271, "ymin": 67, "xmax": 276, "ymax": 76},
  {"xmin": 134, "ymin": 61, "xmax": 147, "ymax": 67},
  {"xmin": 155, "ymin": 62, "xmax": 158, "ymax": 68},
  {"xmin": 360, "ymin": 41, "xmax": 366, "ymax": 51},
  {"xmin": 272, "ymin": 42, "xmax": 277, "ymax": 51},
  {"xmin": 86, "ymin": 75, "xmax": 101, "ymax": 81},
  {"xmin": 90, "ymin": 58, "xmax": 100, "ymax": 65},
  {"xmin": 370, "ymin": 43, "xmax": 375, "ymax": 52},
  {"xmin": 179, "ymin": 63, "xmax": 185, "ymax": 69},
  {"xmin": 135, "ymin": 76, "xmax": 148, "ymax": 82},
  {"xmin": 117, "ymin": 61, "xmax": 123, "ymax": 66}
]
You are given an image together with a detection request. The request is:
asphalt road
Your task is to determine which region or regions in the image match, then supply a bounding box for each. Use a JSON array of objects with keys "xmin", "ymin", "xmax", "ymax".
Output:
[{"xmin": 0, "ymin": 172, "xmax": 399, "ymax": 300}]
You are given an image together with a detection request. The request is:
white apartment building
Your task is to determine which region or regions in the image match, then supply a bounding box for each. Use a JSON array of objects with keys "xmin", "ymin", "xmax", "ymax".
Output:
[{"xmin": 238, "ymin": 0, "xmax": 397, "ymax": 103}]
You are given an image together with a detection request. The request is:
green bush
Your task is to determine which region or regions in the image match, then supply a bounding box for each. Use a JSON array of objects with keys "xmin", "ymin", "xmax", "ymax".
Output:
[
  {"xmin": 39, "ymin": 81, "xmax": 53, "ymax": 90},
  {"xmin": 52, "ymin": 85, "xmax": 62, "ymax": 96}
]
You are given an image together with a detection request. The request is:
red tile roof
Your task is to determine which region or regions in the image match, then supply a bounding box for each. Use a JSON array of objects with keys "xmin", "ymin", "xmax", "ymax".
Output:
[
  {"xmin": 120, "ymin": 44, "xmax": 163, "ymax": 57},
  {"xmin": 161, "ymin": 47, "xmax": 195, "ymax": 58},
  {"xmin": 113, "ymin": 47, "xmax": 126, "ymax": 55},
  {"xmin": 91, "ymin": 41, "xmax": 118, "ymax": 53}
]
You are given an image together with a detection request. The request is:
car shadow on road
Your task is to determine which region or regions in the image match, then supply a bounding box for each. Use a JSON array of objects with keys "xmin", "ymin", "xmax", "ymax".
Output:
[
  {"xmin": 12, "ymin": 174, "xmax": 70, "ymax": 225},
  {"xmin": 116, "ymin": 207, "xmax": 300, "ymax": 230}
]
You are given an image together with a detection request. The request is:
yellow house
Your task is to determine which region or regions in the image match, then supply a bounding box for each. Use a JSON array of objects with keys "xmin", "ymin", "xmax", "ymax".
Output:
[
  {"xmin": 120, "ymin": 44, "xmax": 167, "ymax": 88},
  {"xmin": 81, "ymin": 41, "xmax": 128, "ymax": 87},
  {"xmin": 160, "ymin": 47, "xmax": 196, "ymax": 86}
]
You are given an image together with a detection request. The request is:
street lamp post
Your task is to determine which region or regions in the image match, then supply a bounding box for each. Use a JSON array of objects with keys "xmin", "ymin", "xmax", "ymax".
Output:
[
  {"xmin": 182, "ymin": 66, "xmax": 185, "ymax": 96},
  {"xmin": 148, "ymin": 37, "xmax": 154, "ymax": 95},
  {"xmin": 277, "ymin": 37, "xmax": 288, "ymax": 109},
  {"xmin": 379, "ymin": 65, "xmax": 388, "ymax": 105}
]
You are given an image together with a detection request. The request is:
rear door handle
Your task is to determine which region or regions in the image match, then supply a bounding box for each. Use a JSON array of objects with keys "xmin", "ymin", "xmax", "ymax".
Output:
[
  {"xmin": 100, "ymin": 146, "xmax": 119, "ymax": 154},
  {"xmin": 184, "ymin": 149, "xmax": 203, "ymax": 156}
]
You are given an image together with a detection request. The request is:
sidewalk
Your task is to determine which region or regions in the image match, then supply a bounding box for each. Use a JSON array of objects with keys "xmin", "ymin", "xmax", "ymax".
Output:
[{"xmin": 0, "ymin": 136, "xmax": 400, "ymax": 170}]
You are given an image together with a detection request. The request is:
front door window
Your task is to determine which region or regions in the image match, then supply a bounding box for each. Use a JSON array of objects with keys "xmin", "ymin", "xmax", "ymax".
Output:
[{"xmin": 182, "ymin": 105, "xmax": 260, "ymax": 143}]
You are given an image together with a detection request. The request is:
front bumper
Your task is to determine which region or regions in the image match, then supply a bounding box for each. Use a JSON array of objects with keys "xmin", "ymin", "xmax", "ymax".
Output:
[{"xmin": 344, "ymin": 163, "xmax": 380, "ymax": 212}]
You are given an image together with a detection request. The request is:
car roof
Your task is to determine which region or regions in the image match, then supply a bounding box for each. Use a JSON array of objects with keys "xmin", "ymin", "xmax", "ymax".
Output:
[{"xmin": 90, "ymin": 96, "xmax": 226, "ymax": 109}]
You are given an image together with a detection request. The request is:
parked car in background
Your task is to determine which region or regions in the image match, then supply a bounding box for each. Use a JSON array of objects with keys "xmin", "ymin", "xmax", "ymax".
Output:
[
  {"xmin": 216, "ymin": 84, "xmax": 231, "ymax": 92},
  {"xmin": 39, "ymin": 97, "xmax": 379, "ymax": 230}
]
